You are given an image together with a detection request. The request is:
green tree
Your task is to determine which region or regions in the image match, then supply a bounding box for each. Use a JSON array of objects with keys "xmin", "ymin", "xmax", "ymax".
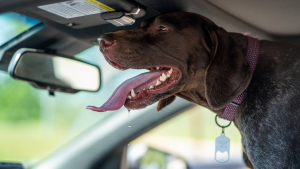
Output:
[{"xmin": 0, "ymin": 74, "xmax": 40, "ymax": 122}]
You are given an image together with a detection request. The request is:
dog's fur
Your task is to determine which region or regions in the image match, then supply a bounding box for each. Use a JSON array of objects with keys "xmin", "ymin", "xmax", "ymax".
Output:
[{"xmin": 100, "ymin": 12, "xmax": 300, "ymax": 168}]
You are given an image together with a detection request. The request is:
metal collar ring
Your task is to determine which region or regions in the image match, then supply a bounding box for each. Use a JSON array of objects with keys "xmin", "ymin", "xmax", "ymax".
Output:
[{"xmin": 215, "ymin": 115, "xmax": 232, "ymax": 128}]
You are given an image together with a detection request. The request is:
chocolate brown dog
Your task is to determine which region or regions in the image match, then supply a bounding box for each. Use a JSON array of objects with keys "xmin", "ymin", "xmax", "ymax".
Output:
[{"xmin": 88, "ymin": 12, "xmax": 300, "ymax": 168}]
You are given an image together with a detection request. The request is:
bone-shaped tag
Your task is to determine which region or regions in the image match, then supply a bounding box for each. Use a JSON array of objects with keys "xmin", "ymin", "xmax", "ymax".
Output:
[{"xmin": 215, "ymin": 134, "xmax": 230, "ymax": 163}]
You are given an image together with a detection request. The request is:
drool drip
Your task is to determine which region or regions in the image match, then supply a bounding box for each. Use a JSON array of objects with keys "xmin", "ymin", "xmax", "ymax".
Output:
[{"xmin": 128, "ymin": 109, "xmax": 131, "ymax": 128}]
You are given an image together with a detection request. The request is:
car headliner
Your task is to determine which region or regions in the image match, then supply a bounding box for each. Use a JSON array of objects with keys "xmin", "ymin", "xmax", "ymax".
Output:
[{"xmin": 0, "ymin": 0, "xmax": 299, "ymax": 46}]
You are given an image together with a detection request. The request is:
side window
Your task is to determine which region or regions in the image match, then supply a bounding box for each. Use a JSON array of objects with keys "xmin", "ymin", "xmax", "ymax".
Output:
[{"xmin": 127, "ymin": 106, "xmax": 246, "ymax": 169}]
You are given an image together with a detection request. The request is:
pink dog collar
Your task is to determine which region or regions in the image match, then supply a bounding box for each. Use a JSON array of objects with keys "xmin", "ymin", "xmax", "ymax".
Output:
[{"xmin": 218, "ymin": 36, "xmax": 260, "ymax": 121}]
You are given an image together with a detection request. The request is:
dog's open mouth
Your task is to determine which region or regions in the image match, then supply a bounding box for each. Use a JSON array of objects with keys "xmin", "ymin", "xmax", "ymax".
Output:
[
  {"xmin": 125, "ymin": 66, "xmax": 181, "ymax": 108},
  {"xmin": 86, "ymin": 61, "xmax": 182, "ymax": 112}
]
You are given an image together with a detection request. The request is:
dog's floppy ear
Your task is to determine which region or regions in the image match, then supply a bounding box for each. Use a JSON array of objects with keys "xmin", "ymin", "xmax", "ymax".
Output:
[
  {"xmin": 204, "ymin": 26, "xmax": 251, "ymax": 110},
  {"xmin": 157, "ymin": 95, "xmax": 176, "ymax": 111}
]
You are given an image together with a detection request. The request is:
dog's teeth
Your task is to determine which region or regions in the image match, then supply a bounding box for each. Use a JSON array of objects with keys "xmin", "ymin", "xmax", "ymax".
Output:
[
  {"xmin": 149, "ymin": 85, "xmax": 154, "ymax": 89},
  {"xmin": 156, "ymin": 67, "xmax": 160, "ymax": 70},
  {"xmin": 156, "ymin": 80, "xmax": 162, "ymax": 86},
  {"xmin": 131, "ymin": 89, "xmax": 136, "ymax": 97},
  {"xmin": 167, "ymin": 69, "xmax": 172, "ymax": 78},
  {"xmin": 128, "ymin": 96, "xmax": 132, "ymax": 99},
  {"xmin": 160, "ymin": 73, "xmax": 167, "ymax": 81}
]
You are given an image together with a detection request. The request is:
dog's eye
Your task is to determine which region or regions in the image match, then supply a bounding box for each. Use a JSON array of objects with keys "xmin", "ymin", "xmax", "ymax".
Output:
[
  {"xmin": 156, "ymin": 26, "xmax": 169, "ymax": 32},
  {"xmin": 159, "ymin": 26, "xmax": 167, "ymax": 31}
]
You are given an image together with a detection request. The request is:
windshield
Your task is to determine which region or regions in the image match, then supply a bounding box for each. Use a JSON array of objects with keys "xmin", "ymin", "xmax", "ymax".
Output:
[
  {"xmin": 0, "ymin": 14, "xmax": 147, "ymax": 164},
  {"xmin": 0, "ymin": 12, "xmax": 41, "ymax": 47}
]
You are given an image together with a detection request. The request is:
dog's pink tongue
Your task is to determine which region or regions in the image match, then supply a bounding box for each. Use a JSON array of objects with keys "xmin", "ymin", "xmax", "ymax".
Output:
[{"xmin": 86, "ymin": 71, "xmax": 164, "ymax": 112}]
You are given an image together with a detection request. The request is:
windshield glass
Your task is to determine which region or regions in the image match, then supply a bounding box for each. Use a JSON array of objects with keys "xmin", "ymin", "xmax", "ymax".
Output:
[
  {"xmin": 0, "ymin": 42, "xmax": 146, "ymax": 164},
  {"xmin": 0, "ymin": 12, "xmax": 41, "ymax": 47}
]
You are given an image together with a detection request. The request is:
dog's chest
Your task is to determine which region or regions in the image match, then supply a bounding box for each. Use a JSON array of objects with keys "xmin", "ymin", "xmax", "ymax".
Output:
[{"xmin": 234, "ymin": 99, "xmax": 300, "ymax": 168}]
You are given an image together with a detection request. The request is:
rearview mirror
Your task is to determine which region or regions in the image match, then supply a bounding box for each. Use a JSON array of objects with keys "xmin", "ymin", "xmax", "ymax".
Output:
[{"xmin": 8, "ymin": 48, "xmax": 101, "ymax": 94}]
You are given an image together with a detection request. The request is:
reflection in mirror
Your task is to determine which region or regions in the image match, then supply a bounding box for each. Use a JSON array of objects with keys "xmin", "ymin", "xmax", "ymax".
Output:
[{"xmin": 12, "ymin": 52, "xmax": 100, "ymax": 92}]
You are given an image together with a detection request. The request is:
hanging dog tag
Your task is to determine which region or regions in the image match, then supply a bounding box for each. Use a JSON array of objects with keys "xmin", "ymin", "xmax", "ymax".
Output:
[
  {"xmin": 214, "ymin": 115, "xmax": 231, "ymax": 163},
  {"xmin": 215, "ymin": 133, "xmax": 230, "ymax": 163}
]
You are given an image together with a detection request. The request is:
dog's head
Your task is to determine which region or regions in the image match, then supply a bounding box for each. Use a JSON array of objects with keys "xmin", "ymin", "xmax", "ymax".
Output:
[{"xmin": 90, "ymin": 12, "xmax": 251, "ymax": 112}]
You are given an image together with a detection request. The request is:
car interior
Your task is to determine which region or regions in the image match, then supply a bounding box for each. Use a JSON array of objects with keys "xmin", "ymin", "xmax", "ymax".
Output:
[{"xmin": 0, "ymin": 0, "xmax": 299, "ymax": 169}]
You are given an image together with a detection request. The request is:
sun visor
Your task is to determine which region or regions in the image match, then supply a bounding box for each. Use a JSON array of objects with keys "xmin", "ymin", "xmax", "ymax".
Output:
[{"xmin": 25, "ymin": 0, "xmax": 146, "ymax": 29}]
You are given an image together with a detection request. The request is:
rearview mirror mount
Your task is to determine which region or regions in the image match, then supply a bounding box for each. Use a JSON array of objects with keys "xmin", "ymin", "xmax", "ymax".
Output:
[{"xmin": 8, "ymin": 48, "xmax": 101, "ymax": 95}]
